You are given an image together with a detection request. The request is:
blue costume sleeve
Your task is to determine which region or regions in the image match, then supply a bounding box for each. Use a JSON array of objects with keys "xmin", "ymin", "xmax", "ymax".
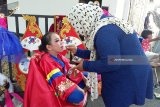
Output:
[
  {"xmin": 83, "ymin": 25, "xmax": 122, "ymax": 73},
  {"xmin": 74, "ymin": 48, "xmax": 91, "ymax": 59}
]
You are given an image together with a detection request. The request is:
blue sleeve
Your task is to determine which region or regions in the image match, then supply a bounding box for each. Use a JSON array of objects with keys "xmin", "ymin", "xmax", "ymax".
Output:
[
  {"xmin": 83, "ymin": 25, "xmax": 122, "ymax": 73},
  {"xmin": 74, "ymin": 48, "xmax": 91, "ymax": 59}
]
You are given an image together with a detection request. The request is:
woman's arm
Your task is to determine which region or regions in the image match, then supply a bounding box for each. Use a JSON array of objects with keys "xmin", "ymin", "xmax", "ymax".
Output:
[
  {"xmin": 74, "ymin": 48, "xmax": 91, "ymax": 59},
  {"xmin": 150, "ymin": 36, "xmax": 160, "ymax": 42},
  {"xmin": 66, "ymin": 45, "xmax": 91, "ymax": 59}
]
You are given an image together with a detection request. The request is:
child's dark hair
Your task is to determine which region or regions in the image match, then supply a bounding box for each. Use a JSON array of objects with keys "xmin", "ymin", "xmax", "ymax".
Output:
[
  {"xmin": 39, "ymin": 32, "xmax": 55, "ymax": 52},
  {"xmin": 102, "ymin": 6, "xmax": 109, "ymax": 11},
  {"xmin": 141, "ymin": 29, "xmax": 153, "ymax": 39}
]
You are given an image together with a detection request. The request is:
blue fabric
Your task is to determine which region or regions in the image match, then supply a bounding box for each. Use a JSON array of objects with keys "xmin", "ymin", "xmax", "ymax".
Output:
[
  {"xmin": 50, "ymin": 55, "xmax": 67, "ymax": 74},
  {"xmin": 78, "ymin": 80, "xmax": 85, "ymax": 89},
  {"xmin": 50, "ymin": 55, "xmax": 65, "ymax": 68},
  {"xmin": 138, "ymin": 37, "xmax": 144, "ymax": 44},
  {"xmin": 67, "ymin": 89, "xmax": 84, "ymax": 104},
  {"xmin": 78, "ymin": 20, "xmax": 153, "ymax": 106},
  {"xmin": 100, "ymin": 14, "xmax": 107, "ymax": 19},
  {"xmin": 77, "ymin": 72, "xmax": 88, "ymax": 89},
  {"xmin": 100, "ymin": 14, "xmax": 112, "ymax": 19},
  {"xmin": 48, "ymin": 72, "xmax": 63, "ymax": 85},
  {"xmin": 0, "ymin": 27, "xmax": 25, "ymax": 63},
  {"xmin": 82, "ymin": 72, "xmax": 88, "ymax": 77}
]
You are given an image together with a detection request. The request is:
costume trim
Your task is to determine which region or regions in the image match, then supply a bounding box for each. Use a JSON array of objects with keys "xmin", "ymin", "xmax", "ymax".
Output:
[
  {"xmin": 47, "ymin": 68, "xmax": 63, "ymax": 85},
  {"xmin": 56, "ymin": 79, "xmax": 75, "ymax": 96}
]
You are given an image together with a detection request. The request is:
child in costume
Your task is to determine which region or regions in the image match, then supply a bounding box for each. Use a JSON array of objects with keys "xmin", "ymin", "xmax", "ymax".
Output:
[
  {"xmin": 0, "ymin": 13, "xmax": 24, "ymax": 63},
  {"xmin": 24, "ymin": 32, "xmax": 87, "ymax": 107}
]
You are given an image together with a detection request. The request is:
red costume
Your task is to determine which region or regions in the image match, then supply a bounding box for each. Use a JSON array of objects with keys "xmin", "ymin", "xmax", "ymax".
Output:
[
  {"xmin": 24, "ymin": 53, "xmax": 86, "ymax": 107},
  {"xmin": 142, "ymin": 38, "xmax": 150, "ymax": 52}
]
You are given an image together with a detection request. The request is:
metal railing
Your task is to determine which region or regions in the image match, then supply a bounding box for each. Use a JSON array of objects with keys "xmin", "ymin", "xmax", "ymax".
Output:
[{"xmin": 0, "ymin": 14, "xmax": 55, "ymax": 82}]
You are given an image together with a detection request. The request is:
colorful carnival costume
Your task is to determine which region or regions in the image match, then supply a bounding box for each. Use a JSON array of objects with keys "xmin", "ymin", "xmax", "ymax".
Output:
[
  {"xmin": 0, "ymin": 17, "xmax": 24, "ymax": 63},
  {"xmin": 0, "ymin": 73, "xmax": 23, "ymax": 107},
  {"xmin": 24, "ymin": 52, "xmax": 87, "ymax": 107},
  {"xmin": 67, "ymin": 3, "xmax": 153, "ymax": 107}
]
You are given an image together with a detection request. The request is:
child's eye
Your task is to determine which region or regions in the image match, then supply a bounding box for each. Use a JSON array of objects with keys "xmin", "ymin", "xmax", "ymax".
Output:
[{"xmin": 55, "ymin": 40, "xmax": 59, "ymax": 42}]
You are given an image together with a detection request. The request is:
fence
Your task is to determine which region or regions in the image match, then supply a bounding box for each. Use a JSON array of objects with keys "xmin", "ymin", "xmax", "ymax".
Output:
[{"xmin": 0, "ymin": 14, "xmax": 55, "ymax": 82}]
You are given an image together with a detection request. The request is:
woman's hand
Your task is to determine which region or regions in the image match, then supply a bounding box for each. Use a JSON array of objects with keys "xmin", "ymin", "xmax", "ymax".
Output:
[
  {"xmin": 71, "ymin": 60, "xmax": 84, "ymax": 71},
  {"xmin": 66, "ymin": 45, "xmax": 77, "ymax": 54}
]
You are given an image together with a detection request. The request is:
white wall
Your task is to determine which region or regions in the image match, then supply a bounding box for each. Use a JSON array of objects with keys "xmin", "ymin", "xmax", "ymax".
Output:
[
  {"xmin": 7, "ymin": 0, "xmax": 79, "ymax": 34},
  {"xmin": 115, "ymin": 0, "xmax": 125, "ymax": 19},
  {"xmin": 8, "ymin": 0, "xmax": 79, "ymax": 15},
  {"xmin": 7, "ymin": 0, "xmax": 131, "ymax": 34},
  {"xmin": 122, "ymin": 0, "xmax": 130, "ymax": 21},
  {"xmin": 102, "ymin": 0, "xmax": 117, "ymax": 16},
  {"xmin": 102, "ymin": 0, "xmax": 128, "ymax": 20}
]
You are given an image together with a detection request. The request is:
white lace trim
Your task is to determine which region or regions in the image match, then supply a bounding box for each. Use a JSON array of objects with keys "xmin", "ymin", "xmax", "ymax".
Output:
[{"xmin": 86, "ymin": 72, "xmax": 98, "ymax": 101}]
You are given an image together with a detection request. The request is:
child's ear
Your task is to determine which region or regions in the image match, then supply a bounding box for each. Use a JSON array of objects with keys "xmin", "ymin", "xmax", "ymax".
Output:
[{"xmin": 46, "ymin": 45, "xmax": 52, "ymax": 51}]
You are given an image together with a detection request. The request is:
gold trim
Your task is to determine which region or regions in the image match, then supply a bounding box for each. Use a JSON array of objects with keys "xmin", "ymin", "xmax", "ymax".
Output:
[
  {"xmin": 59, "ymin": 17, "xmax": 71, "ymax": 39},
  {"xmin": 60, "ymin": 17, "xmax": 86, "ymax": 49},
  {"xmin": 22, "ymin": 15, "xmax": 42, "ymax": 38},
  {"xmin": 14, "ymin": 64, "xmax": 26, "ymax": 91}
]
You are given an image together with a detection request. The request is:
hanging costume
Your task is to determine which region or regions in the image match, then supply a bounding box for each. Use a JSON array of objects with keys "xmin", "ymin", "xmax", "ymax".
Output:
[
  {"xmin": 24, "ymin": 52, "xmax": 87, "ymax": 107},
  {"xmin": 68, "ymin": 3, "xmax": 153, "ymax": 107},
  {"xmin": 0, "ymin": 17, "xmax": 24, "ymax": 63}
]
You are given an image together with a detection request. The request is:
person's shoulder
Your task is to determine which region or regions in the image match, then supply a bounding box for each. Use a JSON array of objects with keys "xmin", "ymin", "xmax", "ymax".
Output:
[
  {"xmin": 99, "ymin": 17, "xmax": 132, "ymax": 33},
  {"xmin": 98, "ymin": 24, "xmax": 126, "ymax": 36},
  {"xmin": 41, "ymin": 53, "xmax": 51, "ymax": 61},
  {"xmin": 31, "ymin": 52, "xmax": 50, "ymax": 63}
]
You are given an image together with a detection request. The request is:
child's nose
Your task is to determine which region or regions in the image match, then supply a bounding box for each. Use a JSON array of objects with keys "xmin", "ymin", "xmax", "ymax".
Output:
[{"xmin": 60, "ymin": 40, "xmax": 64, "ymax": 45}]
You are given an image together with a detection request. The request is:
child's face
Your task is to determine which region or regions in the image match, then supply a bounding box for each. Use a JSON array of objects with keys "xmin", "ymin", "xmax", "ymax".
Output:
[
  {"xmin": 0, "ymin": 13, "xmax": 5, "ymax": 18},
  {"xmin": 47, "ymin": 33, "xmax": 63, "ymax": 53},
  {"xmin": 148, "ymin": 34, "xmax": 152, "ymax": 40}
]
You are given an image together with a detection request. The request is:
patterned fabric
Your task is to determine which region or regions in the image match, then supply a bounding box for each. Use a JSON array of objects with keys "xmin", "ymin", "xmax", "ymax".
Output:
[
  {"xmin": 49, "ymin": 16, "xmax": 65, "ymax": 34},
  {"xmin": 86, "ymin": 72, "xmax": 98, "ymax": 101},
  {"xmin": 57, "ymin": 79, "xmax": 74, "ymax": 96},
  {"xmin": 142, "ymin": 38, "xmax": 150, "ymax": 52},
  {"xmin": 68, "ymin": 3, "xmax": 103, "ymax": 37},
  {"xmin": 22, "ymin": 15, "xmax": 43, "ymax": 52},
  {"xmin": 68, "ymin": 3, "xmax": 134, "ymax": 61},
  {"xmin": 67, "ymin": 3, "xmax": 104, "ymax": 100},
  {"xmin": 67, "ymin": 3, "xmax": 100, "ymax": 101}
]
